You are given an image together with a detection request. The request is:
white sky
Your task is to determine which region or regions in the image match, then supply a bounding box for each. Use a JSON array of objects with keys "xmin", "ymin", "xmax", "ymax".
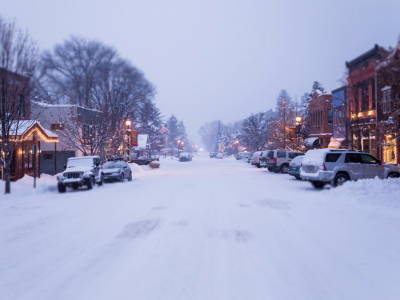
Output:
[{"xmin": 2, "ymin": 0, "xmax": 400, "ymax": 144}]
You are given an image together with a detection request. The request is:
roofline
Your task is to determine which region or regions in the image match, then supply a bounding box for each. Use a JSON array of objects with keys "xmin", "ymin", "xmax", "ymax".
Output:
[{"xmin": 346, "ymin": 44, "xmax": 384, "ymax": 68}]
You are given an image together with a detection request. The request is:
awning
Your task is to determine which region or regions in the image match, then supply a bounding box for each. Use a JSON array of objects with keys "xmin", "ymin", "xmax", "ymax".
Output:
[
  {"xmin": 328, "ymin": 138, "xmax": 345, "ymax": 149},
  {"xmin": 304, "ymin": 137, "xmax": 320, "ymax": 149}
]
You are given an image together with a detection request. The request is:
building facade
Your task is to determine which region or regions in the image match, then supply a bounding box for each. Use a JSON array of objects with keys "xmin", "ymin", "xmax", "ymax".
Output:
[
  {"xmin": 346, "ymin": 44, "xmax": 389, "ymax": 158},
  {"xmin": 1, "ymin": 69, "xmax": 59, "ymax": 181},
  {"xmin": 306, "ymin": 92, "xmax": 333, "ymax": 149},
  {"xmin": 329, "ymin": 87, "xmax": 350, "ymax": 149},
  {"xmin": 375, "ymin": 41, "xmax": 400, "ymax": 165},
  {"xmin": 31, "ymin": 102, "xmax": 103, "ymax": 175}
]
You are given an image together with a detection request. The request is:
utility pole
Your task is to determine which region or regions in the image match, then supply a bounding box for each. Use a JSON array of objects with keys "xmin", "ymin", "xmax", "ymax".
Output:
[{"xmin": 283, "ymin": 98, "xmax": 286, "ymax": 149}]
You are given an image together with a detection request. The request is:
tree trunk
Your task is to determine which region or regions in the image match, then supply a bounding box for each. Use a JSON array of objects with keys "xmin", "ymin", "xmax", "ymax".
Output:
[{"xmin": 5, "ymin": 166, "xmax": 11, "ymax": 194}]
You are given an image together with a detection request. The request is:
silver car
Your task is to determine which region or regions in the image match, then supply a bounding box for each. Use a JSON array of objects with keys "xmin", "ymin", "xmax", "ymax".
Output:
[{"xmin": 300, "ymin": 149, "xmax": 400, "ymax": 189}]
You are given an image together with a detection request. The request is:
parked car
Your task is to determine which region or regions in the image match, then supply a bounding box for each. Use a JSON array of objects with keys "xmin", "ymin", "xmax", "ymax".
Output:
[
  {"xmin": 247, "ymin": 153, "xmax": 253, "ymax": 163},
  {"xmin": 236, "ymin": 152, "xmax": 252, "ymax": 160},
  {"xmin": 57, "ymin": 156, "xmax": 104, "ymax": 193},
  {"xmin": 300, "ymin": 149, "xmax": 400, "ymax": 189},
  {"xmin": 210, "ymin": 152, "xmax": 218, "ymax": 158},
  {"xmin": 102, "ymin": 159, "xmax": 132, "ymax": 182},
  {"xmin": 131, "ymin": 156, "xmax": 159, "ymax": 165},
  {"xmin": 250, "ymin": 151, "xmax": 264, "ymax": 168},
  {"xmin": 179, "ymin": 153, "xmax": 193, "ymax": 162},
  {"xmin": 260, "ymin": 150, "xmax": 304, "ymax": 173},
  {"xmin": 216, "ymin": 153, "xmax": 223, "ymax": 159},
  {"xmin": 288, "ymin": 156, "xmax": 304, "ymax": 180}
]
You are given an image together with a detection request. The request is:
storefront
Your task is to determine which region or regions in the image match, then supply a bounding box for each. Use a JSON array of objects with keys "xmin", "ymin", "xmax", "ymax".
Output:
[{"xmin": 382, "ymin": 134, "xmax": 398, "ymax": 165}]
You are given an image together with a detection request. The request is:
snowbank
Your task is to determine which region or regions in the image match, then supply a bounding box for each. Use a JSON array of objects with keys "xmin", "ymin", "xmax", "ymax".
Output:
[
  {"xmin": 325, "ymin": 177, "xmax": 400, "ymax": 205},
  {"xmin": 129, "ymin": 163, "xmax": 144, "ymax": 173},
  {"xmin": 0, "ymin": 174, "xmax": 57, "ymax": 197}
]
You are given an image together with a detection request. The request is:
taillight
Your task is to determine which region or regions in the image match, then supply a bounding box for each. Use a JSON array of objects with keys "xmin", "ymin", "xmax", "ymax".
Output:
[
  {"xmin": 273, "ymin": 157, "xmax": 277, "ymax": 164},
  {"xmin": 259, "ymin": 157, "xmax": 261, "ymax": 162},
  {"xmin": 301, "ymin": 163, "xmax": 302, "ymax": 167},
  {"xmin": 322, "ymin": 163, "xmax": 326, "ymax": 171}
]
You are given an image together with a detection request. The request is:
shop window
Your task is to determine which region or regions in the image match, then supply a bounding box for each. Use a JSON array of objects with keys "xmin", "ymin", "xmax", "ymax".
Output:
[{"xmin": 327, "ymin": 109, "xmax": 332, "ymax": 124}]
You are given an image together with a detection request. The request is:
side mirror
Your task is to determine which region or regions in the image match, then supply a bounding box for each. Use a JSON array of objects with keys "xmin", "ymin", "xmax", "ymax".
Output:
[
  {"xmin": 64, "ymin": 164, "xmax": 67, "ymax": 170},
  {"xmin": 96, "ymin": 162, "xmax": 100, "ymax": 167},
  {"xmin": 377, "ymin": 160, "xmax": 381, "ymax": 165}
]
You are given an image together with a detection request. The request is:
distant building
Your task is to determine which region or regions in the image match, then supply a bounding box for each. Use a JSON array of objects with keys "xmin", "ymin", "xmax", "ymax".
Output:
[{"xmin": 305, "ymin": 91, "xmax": 333, "ymax": 149}]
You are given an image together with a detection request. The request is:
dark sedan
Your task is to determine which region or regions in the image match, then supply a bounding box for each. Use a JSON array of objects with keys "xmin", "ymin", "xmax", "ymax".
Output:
[
  {"xmin": 179, "ymin": 153, "xmax": 193, "ymax": 162},
  {"xmin": 102, "ymin": 159, "xmax": 132, "ymax": 182}
]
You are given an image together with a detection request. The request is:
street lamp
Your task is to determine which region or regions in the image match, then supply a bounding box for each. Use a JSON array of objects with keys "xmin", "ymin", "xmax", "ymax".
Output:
[{"xmin": 295, "ymin": 116, "xmax": 302, "ymax": 149}]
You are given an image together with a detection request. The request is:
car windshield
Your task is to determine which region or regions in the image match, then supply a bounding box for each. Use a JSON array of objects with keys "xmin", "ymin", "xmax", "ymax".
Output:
[
  {"xmin": 102, "ymin": 161, "xmax": 125, "ymax": 169},
  {"xmin": 66, "ymin": 158, "xmax": 94, "ymax": 168}
]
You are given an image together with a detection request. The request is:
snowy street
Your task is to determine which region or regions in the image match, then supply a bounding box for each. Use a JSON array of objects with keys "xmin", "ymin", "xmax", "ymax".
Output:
[{"xmin": 1, "ymin": 154, "xmax": 400, "ymax": 300}]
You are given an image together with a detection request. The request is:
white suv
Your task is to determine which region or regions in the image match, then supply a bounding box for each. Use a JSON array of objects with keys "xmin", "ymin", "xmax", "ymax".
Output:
[
  {"xmin": 300, "ymin": 149, "xmax": 400, "ymax": 188},
  {"xmin": 57, "ymin": 156, "xmax": 104, "ymax": 193}
]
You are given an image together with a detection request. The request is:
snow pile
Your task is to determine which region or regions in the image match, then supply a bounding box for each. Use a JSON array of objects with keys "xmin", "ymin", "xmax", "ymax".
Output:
[
  {"xmin": 325, "ymin": 177, "xmax": 400, "ymax": 202},
  {"xmin": 129, "ymin": 162, "xmax": 144, "ymax": 173},
  {"xmin": 0, "ymin": 174, "xmax": 57, "ymax": 197}
]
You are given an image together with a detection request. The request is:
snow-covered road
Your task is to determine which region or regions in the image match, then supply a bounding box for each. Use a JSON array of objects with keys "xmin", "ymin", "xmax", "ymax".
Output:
[{"xmin": 1, "ymin": 154, "xmax": 400, "ymax": 300}]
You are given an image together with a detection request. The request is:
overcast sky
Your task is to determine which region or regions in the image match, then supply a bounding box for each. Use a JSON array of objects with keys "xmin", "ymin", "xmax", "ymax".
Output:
[{"xmin": 3, "ymin": 0, "xmax": 400, "ymax": 145}]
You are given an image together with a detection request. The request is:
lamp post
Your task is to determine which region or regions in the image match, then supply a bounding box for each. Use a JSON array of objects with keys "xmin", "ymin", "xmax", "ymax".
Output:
[
  {"xmin": 296, "ymin": 116, "xmax": 302, "ymax": 150},
  {"xmin": 126, "ymin": 120, "xmax": 131, "ymax": 156}
]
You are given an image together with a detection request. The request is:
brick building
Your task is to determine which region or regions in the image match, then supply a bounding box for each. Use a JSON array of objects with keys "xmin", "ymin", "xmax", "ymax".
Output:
[
  {"xmin": 346, "ymin": 44, "xmax": 389, "ymax": 157},
  {"xmin": 304, "ymin": 91, "xmax": 333, "ymax": 149},
  {"xmin": 1, "ymin": 69, "xmax": 59, "ymax": 181}
]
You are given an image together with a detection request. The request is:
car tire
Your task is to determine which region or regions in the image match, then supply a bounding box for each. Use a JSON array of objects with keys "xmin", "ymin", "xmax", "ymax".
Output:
[
  {"xmin": 311, "ymin": 181, "xmax": 325, "ymax": 189},
  {"xmin": 87, "ymin": 177, "xmax": 95, "ymax": 190},
  {"xmin": 295, "ymin": 176, "xmax": 302, "ymax": 180},
  {"xmin": 267, "ymin": 167, "xmax": 273, "ymax": 172},
  {"xmin": 120, "ymin": 173, "xmax": 124, "ymax": 182},
  {"xmin": 72, "ymin": 184, "xmax": 78, "ymax": 190},
  {"xmin": 128, "ymin": 172, "xmax": 132, "ymax": 181},
  {"xmin": 273, "ymin": 167, "xmax": 280, "ymax": 173},
  {"xmin": 58, "ymin": 182, "xmax": 66, "ymax": 193},
  {"xmin": 334, "ymin": 173, "xmax": 349, "ymax": 187},
  {"xmin": 280, "ymin": 164, "xmax": 289, "ymax": 174},
  {"xmin": 387, "ymin": 172, "xmax": 400, "ymax": 179},
  {"xmin": 97, "ymin": 175, "xmax": 104, "ymax": 186},
  {"xmin": 256, "ymin": 164, "xmax": 261, "ymax": 168}
]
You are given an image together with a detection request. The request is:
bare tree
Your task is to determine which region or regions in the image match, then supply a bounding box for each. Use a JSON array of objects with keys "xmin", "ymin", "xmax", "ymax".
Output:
[{"xmin": 0, "ymin": 15, "xmax": 38, "ymax": 194}]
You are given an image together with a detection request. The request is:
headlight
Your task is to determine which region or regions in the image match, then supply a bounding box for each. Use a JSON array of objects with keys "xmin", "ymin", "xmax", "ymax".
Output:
[{"xmin": 63, "ymin": 173, "xmax": 67, "ymax": 177}]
